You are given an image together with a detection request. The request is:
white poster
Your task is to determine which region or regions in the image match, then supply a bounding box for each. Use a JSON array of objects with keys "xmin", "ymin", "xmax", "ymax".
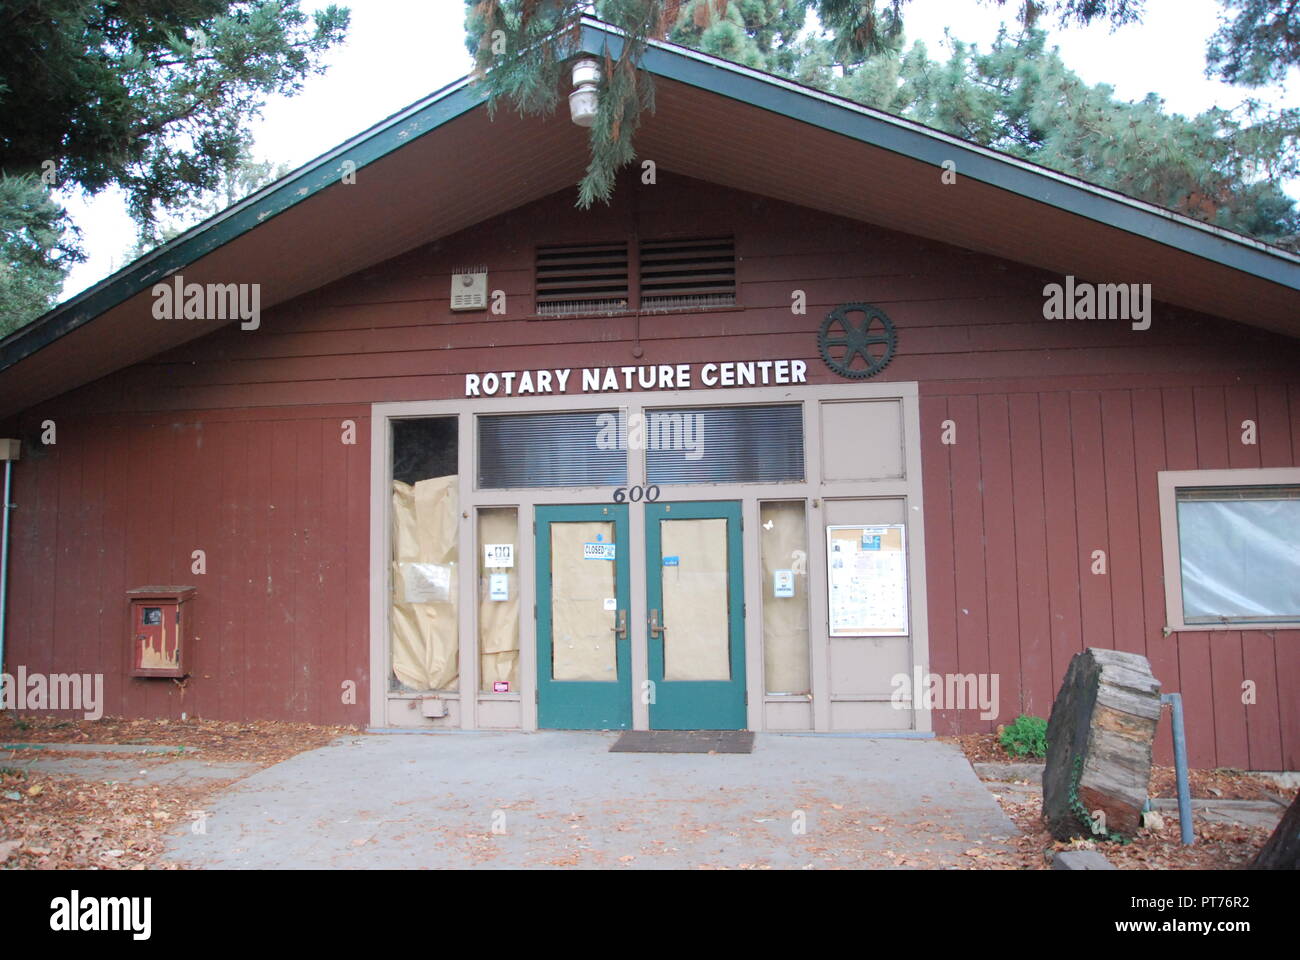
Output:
[
  {"xmin": 826, "ymin": 524, "xmax": 908, "ymax": 636},
  {"xmin": 773, "ymin": 569, "xmax": 795, "ymax": 598},
  {"xmin": 400, "ymin": 562, "xmax": 452, "ymax": 604}
]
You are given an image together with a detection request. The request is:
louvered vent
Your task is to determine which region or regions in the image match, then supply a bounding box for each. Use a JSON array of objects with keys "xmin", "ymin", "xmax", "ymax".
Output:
[
  {"xmin": 535, "ymin": 241, "xmax": 630, "ymax": 317},
  {"xmin": 639, "ymin": 236, "xmax": 736, "ymax": 311}
]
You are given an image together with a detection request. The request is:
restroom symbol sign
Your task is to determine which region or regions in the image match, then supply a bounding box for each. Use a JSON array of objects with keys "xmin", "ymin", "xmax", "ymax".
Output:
[{"xmin": 485, "ymin": 543, "xmax": 514, "ymax": 568}]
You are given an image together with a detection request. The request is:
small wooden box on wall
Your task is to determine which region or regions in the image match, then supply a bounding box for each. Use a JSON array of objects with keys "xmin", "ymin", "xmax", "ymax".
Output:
[{"xmin": 126, "ymin": 586, "xmax": 196, "ymax": 678}]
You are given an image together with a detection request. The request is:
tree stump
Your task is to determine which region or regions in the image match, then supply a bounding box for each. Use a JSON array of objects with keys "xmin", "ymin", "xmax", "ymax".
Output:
[
  {"xmin": 1251, "ymin": 793, "xmax": 1300, "ymax": 869},
  {"xmin": 1043, "ymin": 648, "xmax": 1162, "ymax": 841}
]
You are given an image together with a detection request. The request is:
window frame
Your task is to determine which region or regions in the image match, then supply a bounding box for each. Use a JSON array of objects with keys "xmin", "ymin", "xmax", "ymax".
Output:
[{"xmin": 1158, "ymin": 467, "xmax": 1300, "ymax": 632}]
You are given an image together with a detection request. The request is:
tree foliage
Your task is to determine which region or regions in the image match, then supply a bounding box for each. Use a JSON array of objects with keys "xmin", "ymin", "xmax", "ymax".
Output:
[
  {"xmin": 0, "ymin": 0, "xmax": 349, "ymax": 329},
  {"xmin": 465, "ymin": 0, "xmax": 1298, "ymax": 250},
  {"xmin": 828, "ymin": 28, "xmax": 1300, "ymax": 247},
  {"xmin": 128, "ymin": 150, "xmax": 292, "ymax": 259},
  {"xmin": 465, "ymin": 1, "xmax": 1145, "ymax": 207},
  {"xmin": 1208, "ymin": 0, "xmax": 1300, "ymax": 87},
  {"xmin": 0, "ymin": 176, "xmax": 84, "ymax": 337}
]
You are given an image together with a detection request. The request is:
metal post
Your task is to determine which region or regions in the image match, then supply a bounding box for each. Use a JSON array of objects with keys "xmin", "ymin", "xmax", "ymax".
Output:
[
  {"xmin": 1161, "ymin": 692, "xmax": 1194, "ymax": 845},
  {"xmin": 0, "ymin": 458, "xmax": 12, "ymax": 677}
]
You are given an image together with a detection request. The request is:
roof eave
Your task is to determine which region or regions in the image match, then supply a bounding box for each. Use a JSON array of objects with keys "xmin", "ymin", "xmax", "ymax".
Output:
[
  {"xmin": 2, "ymin": 16, "xmax": 1297, "ymax": 380},
  {"xmin": 576, "ymin": 17, "xmax": 1299, "ymax": 289},
  {"xmin": 0, "ymin": 75, "xmax": 487, "ymax": 373}
]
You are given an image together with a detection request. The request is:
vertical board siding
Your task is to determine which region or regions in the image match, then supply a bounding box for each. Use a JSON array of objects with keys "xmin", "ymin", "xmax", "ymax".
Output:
[
  {"xmin": 4, "ymin": 410, "xmax": 370, "ymax": 725},
  {"xmin": 919, "ymin": 395, "xmax": 960, "ymax": 732},
  {"xmin": 1007, "ymin": 394, "xmax": 1052, "ymax": 720},
  {"xmin": 1039, "ymin": 393, "xmax": 1084, "ymax": 701},
  {"xmin": 1070, "ymin": 392, "xmax": 1113, "ymax": 653},
  {"xmin": 1099, "ymin": 392, "xmax": 1144, "ymax": 657},
  {"xmin": 1130, "ymin": 389, "xmax": 1177, "ymax": 766},
  {"xmin": 949, "ymin": 396, "xmax": 991, "ymax": 732},
  {"xmin": 920, "ymin": 383, "xmax": 1300, "ymax": 769},
  {"xmin": 5, "ymin": 175, "xmax": 1298, "ymax": 766},
  {"xmin": 977, "ymin": 394, "xmax": 1020, "ymax": 730}
]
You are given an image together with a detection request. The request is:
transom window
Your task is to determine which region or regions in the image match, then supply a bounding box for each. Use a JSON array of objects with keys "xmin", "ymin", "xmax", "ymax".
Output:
[
  {"xmin": 478, "ymin": 411, "xmax": 627, "ymax": 489},
  {"xmin": 645, "ymin": 404, "xmax": 804, "ymax": 485}
]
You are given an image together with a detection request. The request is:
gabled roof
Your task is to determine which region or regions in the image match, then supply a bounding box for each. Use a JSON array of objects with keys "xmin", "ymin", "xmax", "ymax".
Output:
[{"xmin": 2, "ymin": 16, "xmax": 1297, "ymax": 418}]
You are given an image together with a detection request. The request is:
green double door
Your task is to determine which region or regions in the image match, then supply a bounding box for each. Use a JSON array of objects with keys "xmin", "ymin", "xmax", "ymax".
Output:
[{"xmin": 535, "ymin": 501, "xmax": 746, "ymax": 731}]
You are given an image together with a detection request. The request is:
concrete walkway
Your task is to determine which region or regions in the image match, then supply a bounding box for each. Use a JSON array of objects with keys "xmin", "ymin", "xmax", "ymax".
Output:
[{"xmin": 163, "ymin": 732, "xmax": 1016, "ymax": 869}]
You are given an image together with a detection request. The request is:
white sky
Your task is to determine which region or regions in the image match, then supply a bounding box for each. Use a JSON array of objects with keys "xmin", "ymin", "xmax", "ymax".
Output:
[{"xmin": 59, "ymin": 0, "xmax": 1298, "ymax": 298}]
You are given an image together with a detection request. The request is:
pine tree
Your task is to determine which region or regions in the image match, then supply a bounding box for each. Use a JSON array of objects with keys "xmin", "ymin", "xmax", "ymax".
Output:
[
  {"xmin": 465, "ymin": 0, "xmax": 1298, "ymax": 249},
  {"xmin": 0, "ymin": 1, "xmax": 350, "ymax": 330}
]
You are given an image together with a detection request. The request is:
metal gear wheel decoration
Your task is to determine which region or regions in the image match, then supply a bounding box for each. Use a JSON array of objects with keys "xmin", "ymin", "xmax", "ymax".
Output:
[{"xmin": 818, "ymin": 303, "xmax": 897, "ymax": 379}]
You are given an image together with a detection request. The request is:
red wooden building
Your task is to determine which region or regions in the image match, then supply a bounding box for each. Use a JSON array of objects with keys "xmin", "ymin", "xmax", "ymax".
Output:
[{"xmin": 1, "ymin": 18, "xmax": 1297, "ymax": 768}]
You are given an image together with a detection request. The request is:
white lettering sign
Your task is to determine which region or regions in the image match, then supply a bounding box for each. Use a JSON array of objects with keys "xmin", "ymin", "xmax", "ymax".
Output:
[{"xmin": 465, "ymin": 360, "xmax": 807, "ymax": 397}]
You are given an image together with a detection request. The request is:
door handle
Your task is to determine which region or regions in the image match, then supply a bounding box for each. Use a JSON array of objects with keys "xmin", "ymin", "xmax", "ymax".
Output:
[
  {"xmin": 610, "ymin": 609, "xmax": 627, "ymax": 641},
  {"xmin": 648, "ymin": 608, "xmax": 664, "ymax": 638}
]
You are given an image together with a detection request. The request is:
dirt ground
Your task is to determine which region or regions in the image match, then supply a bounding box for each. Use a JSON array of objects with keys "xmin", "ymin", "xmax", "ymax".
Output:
[
  {"xmin": 943, "ymin": 732, "xmax": 1295, "ymax": 870},
  {"xmin": 986, "ymin": 789, "xmax": 1277, "ymax": 870},
  {"xmin": 0, "ymin": 715, "xmax": 357, "ymax": 765},
  {"xmin": 0, "ymin": 716, "xmax": 357, "ymax": 870},
  {"xmin": 943, "ymin": 732, "xmax": 1294, "ymax": 801}
]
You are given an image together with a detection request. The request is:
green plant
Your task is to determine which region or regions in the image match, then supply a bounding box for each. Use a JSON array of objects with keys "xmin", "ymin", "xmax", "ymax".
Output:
[{"xmin": 999, "ymin": 714, "xmax": 1048, "ymax": 759}]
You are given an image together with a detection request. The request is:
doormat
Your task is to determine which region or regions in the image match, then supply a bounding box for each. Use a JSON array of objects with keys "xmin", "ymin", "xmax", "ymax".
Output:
[{"xmin": 609, "ymin": 731, "xmax": 755, "ymax": 754}]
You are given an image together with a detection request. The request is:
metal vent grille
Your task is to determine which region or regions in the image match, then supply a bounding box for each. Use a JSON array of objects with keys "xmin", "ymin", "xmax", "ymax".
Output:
[
  {"xmin": 639, "ymin": 236, "xmax": 736, "ymax": 311},
  {"xmin": 478, "ymin": 411, "xmax": 628, "ymax": 488},
  {"xmin": 535, "ymin": 242, "xmax": 630, "ymax": 317}
]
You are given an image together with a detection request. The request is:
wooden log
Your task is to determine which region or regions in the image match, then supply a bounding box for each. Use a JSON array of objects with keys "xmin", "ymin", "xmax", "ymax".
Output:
[
  {"xmin": 1043, "ymin": 648, "xmax": 1163, "ymax": 841},
  {"xmin": 1251, "ymin": 793, "xmax": 1300, "ymax": 869}
]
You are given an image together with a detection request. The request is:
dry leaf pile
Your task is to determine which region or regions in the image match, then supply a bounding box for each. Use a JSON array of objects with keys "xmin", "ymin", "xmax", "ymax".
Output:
[
  {"xmin": 0, "ymin": 716, "xmax": 357, "ymax": 765},
  {"xmin": 986, "ymin": 789, "xmax": 1274, "ymax": 870},
  {"xmin": 0, "ymin": 716, "xmax": 360, "ymax": 869},
  {"xmin": 0, "ymin": 767, "xmax": 231, "ymax": 870},
  {"xmin": 943, "ymin": 733, "xmax": 1295, "ymax": 802}
]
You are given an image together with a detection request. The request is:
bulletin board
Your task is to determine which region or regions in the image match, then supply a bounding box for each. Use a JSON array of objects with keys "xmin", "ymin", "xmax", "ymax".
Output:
[{"xmin": 826, "ymin": 524, "xmax": 909, "ymax": 637}]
